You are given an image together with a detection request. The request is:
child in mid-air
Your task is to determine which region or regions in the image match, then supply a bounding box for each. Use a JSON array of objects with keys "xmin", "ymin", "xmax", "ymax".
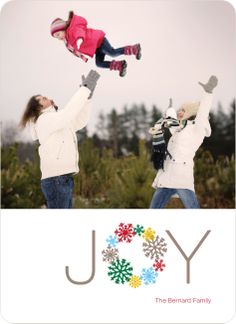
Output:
[{"xmin": 50, "ymin": 11, "xmax": 141, "ymax": 77}]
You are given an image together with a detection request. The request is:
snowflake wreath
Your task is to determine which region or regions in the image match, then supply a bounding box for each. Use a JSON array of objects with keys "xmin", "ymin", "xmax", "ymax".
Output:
[{"xmin": 101, "ymin": 223, "xmax": 167, "ymax": 288}]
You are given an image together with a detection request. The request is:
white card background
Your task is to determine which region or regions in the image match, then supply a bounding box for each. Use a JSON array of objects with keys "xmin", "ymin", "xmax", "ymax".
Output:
[
  {"xmin": 1, "ymin": 0, "xmax": 235, "ymax": 323},
  {"xmin": 1, "ymin": 209, "xmax": 235, "ymax": 323}
]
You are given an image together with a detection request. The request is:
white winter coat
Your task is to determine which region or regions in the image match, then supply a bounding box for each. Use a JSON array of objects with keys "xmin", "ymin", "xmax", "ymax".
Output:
[
  {"xmin": 152, "ymin": 93, "xmax": 213, "ymax": 191},
  {"xmin": 30, "ymin": 86, "xmax": 91, "ymax": 179}
]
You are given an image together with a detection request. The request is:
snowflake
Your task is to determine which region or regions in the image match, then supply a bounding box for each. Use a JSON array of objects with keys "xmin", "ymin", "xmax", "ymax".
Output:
[
  {"xmin": 134, "ymin": 224, "xmax": 145, "ymax": 236},
  {"xmin": 108, "ymin": 259, "xmax": 133, "ymax": 284},
  {"xmin": 143, "ymin": 235, "xmax": 167, "ymax": 260},
  {"xmin": 153, "ymin": 259, "xmax": 166, "ymax": 272},
  {"xmin": 142, "ymin": 227, "xmax": 156, "ymax": 241},
  {"xmin": 102, "ymin": 246, "xmax": 119, "ymax": 263},
  {"xmin": 114, "ymin": 223, "xmax": 136, "ymax": 243},
  {"xmin": 140, "ymin": 267, "xmax": 158, "ymax": 285},
  {"xmin": 129, "ymin": 275, "xmax": 142, "ymax": 288},
  {"xmin": 106, "ymin": 235, "xmax": 119, "ymax": 247}
]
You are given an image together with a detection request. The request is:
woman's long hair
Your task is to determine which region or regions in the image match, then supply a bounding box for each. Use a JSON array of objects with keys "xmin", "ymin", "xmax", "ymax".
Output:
[{"xmin": 19, "ymin": 95, "xmax": 41, "ymax": 128}]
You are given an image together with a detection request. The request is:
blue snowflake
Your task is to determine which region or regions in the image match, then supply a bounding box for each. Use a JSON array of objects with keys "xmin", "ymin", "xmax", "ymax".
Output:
[
  {"xmin": 106, "ymin": 235, "xmax": 119, "ymax": 247},
  {"xmin": 140, "ymin": 267, "xmax": 158, "ymax": 285}
]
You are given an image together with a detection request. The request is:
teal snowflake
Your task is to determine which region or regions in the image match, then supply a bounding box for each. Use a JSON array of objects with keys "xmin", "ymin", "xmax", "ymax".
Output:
[
  {"xmin": 108, "ymin": 259, "xmax": 133, "ymax": 284},
  {"xmin": 134, "ymin": 224, "xmax": 145, "ymax": 236}
]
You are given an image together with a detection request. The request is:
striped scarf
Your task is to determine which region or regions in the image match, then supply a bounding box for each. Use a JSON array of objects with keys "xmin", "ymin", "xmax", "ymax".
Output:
[
  {"xmin": 65, "ymin": 42, "xmax": 88, "ymax": 62},
  {"xmin": 151, "ymin": 117, "xmax": 180, "ymax": 170}
]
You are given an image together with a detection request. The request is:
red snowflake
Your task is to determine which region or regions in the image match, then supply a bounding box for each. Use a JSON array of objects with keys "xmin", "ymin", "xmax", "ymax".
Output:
[
  {"xmin": 153, "ymin": 259, "xmax": 166, "ymax": 272},
  {"xmin": 114, "ymin": 223, "xmax": 136, "ymax": 243}
]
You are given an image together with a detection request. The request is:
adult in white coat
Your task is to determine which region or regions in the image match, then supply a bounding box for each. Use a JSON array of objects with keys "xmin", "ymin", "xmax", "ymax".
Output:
[
  {"xmin": 20, "ymin": 70, "xmax": 100, "ymax": 208},
  {"xmin": 150, "ymin": 75, "xmax": 218, "ymax": 208}
]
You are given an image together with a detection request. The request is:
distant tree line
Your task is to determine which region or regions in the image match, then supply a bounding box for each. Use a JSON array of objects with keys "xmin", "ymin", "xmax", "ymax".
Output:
[
  {"xmin": 92, "ymin": 100, "xmax": 235, "ymax": 159},
  {"xmin": 1, "ymin": 99, "xmax": 235, "ymax": 162},
  {"xmin": 1, "ymin": 99, "xmax": 235, "ymax": 208}
]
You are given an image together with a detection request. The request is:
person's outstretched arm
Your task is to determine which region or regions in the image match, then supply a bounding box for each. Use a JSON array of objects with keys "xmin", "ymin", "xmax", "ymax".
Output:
[
  {"xmin": 36, "ymin": 70, "xmax": 100, "ymax": 142},
  {"xmin": 71, "ymin": 100, "xmax": 92, "ymax": 131},
  {"xmin": 194, "ymin": 75, "xmax": 218, "ymax": 126},
  {"xmin": 165, "ymin": 98, "xmax": 177, "ymax": 119},
  {"xmin": 71, "ymin": 71, "xmax": 100, "ymax": 131}
]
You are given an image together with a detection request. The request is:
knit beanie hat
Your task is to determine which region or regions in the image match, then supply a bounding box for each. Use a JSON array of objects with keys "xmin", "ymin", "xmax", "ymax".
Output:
[
  {"xmin": 50, "ymin": 18, "xmax": 67, "ymax": 36},
  {"xmin": 180, "ymin": 101, "xmax": 200, "ymax": 120}
]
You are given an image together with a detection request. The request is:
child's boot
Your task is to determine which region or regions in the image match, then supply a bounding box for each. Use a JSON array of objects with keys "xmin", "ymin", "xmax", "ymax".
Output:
[
  {"xmin": 109, "ymin": 60, "xmax": 127, "ymax": 77},
  {"xmin": 124, "ymin": 44, "xmax": 141, "ymax": 60}
]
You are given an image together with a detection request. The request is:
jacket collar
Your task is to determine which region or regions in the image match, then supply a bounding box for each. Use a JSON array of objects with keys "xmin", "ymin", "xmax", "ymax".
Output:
[
  {"xmin": 176, "ymin": 120, "xmax": 194, "ymax": 132},
  {"xmin": 40, "ymin": 105, "xmax": 57, "ymax": 115}
]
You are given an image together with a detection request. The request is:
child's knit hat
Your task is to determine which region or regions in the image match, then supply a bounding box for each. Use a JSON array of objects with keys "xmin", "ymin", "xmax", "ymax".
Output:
[
  {"xmin": 179, "ymin": 101, "xmax": 200, "ymax": 120},
  {"xmin": 50, "ymin": 18, "xmax": 67, "ymax": 36}
]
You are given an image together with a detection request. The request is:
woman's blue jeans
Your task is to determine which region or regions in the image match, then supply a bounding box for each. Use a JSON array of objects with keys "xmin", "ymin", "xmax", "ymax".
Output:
[
  {"xmin": 95, "ymin": 37, "xmax": 125, "ymax": 68},
  {"xmin": 150, "ymin": 188, "xmax": 200, "ymax": 209},
  {"xmin": 41, "ymin": 174, "xmax": 74, "ymax": 209}
]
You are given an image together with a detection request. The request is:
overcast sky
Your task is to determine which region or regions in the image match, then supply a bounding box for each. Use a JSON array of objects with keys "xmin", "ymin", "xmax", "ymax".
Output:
[{"xmin": 0, "ymin": 0, "xmax": 235, "ymax": 140}]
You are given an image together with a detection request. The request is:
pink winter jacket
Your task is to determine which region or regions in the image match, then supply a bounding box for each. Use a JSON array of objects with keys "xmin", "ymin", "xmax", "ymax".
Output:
[{"xmin": 65, "ymin": 14, "xmax": 105, "ymax": 58}]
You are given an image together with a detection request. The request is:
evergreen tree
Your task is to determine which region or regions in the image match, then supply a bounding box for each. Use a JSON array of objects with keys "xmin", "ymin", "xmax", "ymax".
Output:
[
  {"xmin": 203, "ymin": 101, "xmax": 235, "ymax": 158},
  {"xmin": 150, "ymin": 105, "xmax": 162, "ymax": 125}
]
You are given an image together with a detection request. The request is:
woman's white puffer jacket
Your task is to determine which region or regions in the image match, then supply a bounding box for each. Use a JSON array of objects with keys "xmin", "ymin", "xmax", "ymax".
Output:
[
  {"xmin": 152, "ymin": 93, "xmax": 213, "ymax": 191},
  {"xmin": 30, "ymin": 86, "xmax": 91, "ymax": 179}
]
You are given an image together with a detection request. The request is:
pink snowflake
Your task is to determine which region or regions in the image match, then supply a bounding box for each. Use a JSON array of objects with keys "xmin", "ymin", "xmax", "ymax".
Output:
[
  {"xmin": 153, "ymin": 259, "xmax": 166, "ymax": 272},
  {"xmin": 114, "ymin": 223, "xmax": 136, "ymax": 243}
]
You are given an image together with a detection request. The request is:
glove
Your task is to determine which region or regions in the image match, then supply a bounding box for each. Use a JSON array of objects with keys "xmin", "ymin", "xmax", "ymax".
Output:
[
  {"xmin": 198, "ymin": 75, "xmax": 218, "ymax": 93},
  {"xmin": 81, "ymin": 70, "xmax": 100, "ymax": 99}
]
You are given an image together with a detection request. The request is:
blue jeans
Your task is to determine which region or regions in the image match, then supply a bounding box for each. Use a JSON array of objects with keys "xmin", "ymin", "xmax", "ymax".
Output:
[
  {"xmin": 95, "ymin": 37, "xmax": 125, "ymax": 68},
  {"xmin": 41, "ymin": 174, "xmax": 74, "ymax": 209},
  {"xmin": 150, "ymin": 188, "xmax": 200, "ymax": 209}
]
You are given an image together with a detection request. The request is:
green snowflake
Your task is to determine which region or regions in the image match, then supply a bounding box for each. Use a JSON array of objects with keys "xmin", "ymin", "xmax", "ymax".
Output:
[
  {"xmin": 108, "ymin": 259, "xmax": 133, "ymax": 284},
  {"xmin": 134, "ymin": 224, "xmax": 145, "ymax": 236}
]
